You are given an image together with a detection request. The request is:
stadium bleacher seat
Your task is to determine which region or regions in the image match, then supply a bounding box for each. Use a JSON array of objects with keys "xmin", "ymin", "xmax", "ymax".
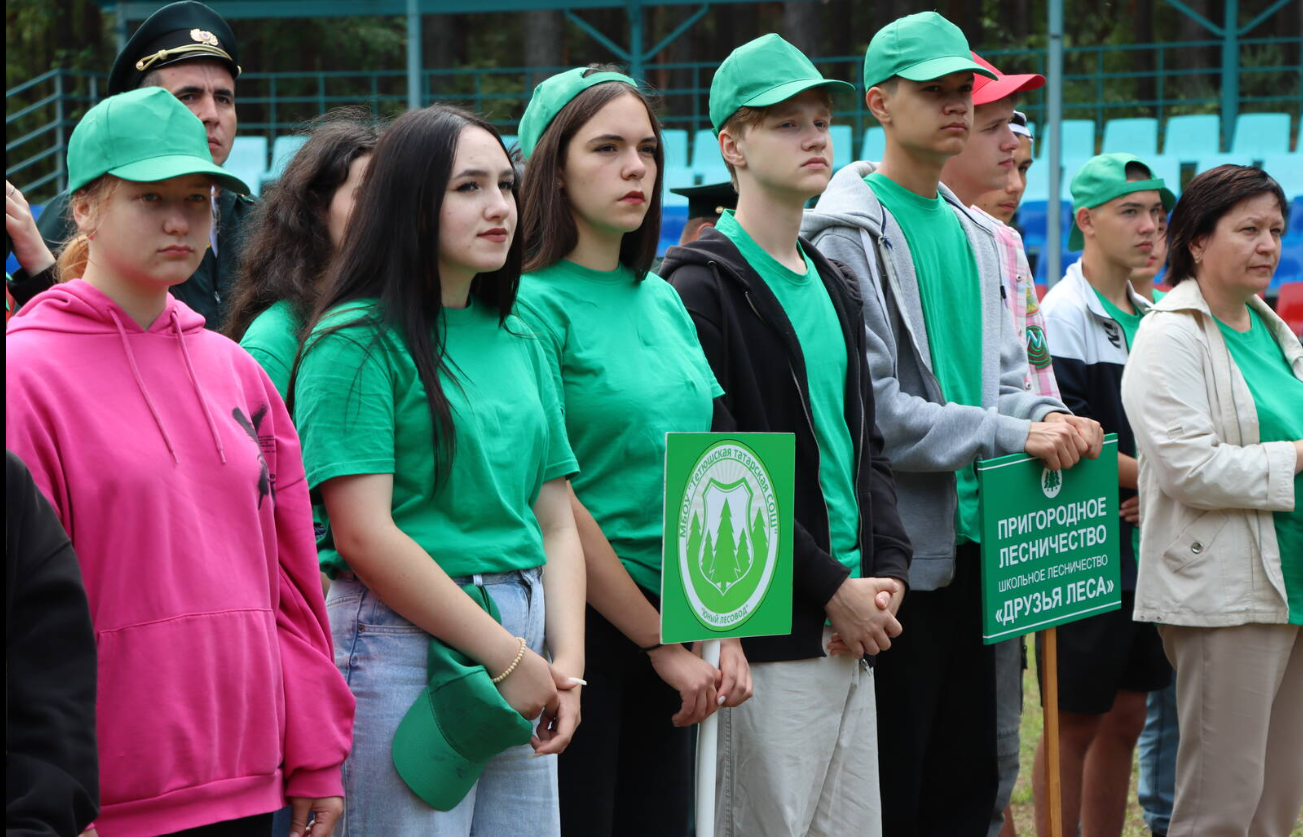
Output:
[
  {"xmin": 1275, "ymin": 282, "xmax": 1303, "ymax": 336},
  {"xmin": 1288, "ymin": 197, "xmax": 1303, "ymax": 242},
  {"xmin": 223, "ymin": 136, "xmax": 268, "ymax": 197},
  {"xmin": 1016, "ymin": 199, "xmax": 1073, "ymax": 251},
  {"xmin": 661, "ymin": 129, "xmax": 689, "ymax": 170},
  {"xmin": 1262, "ymin": 154, "xmax": 1303, "ymax": 201},
  {"xmin": 1144, "ymin": 155, "xmax": 1183, "ymax": 195},
  {"xmin": 1042, "ymin": 119, "xmax": 1096, "ymax": 160},
  {"xmin": 1022, "ymin": 162, "xmax": 1050, "ymax": 203},
  {"xmin": 860, "ymin": 127, "xmax": 885, "ymax": 162},
  {"xmin": 260, "ymin": 135, "xmax": 308, "ymax": 190},
  {"xmin": 500, "ymin": 134, "xmax": 518, "ymax": 154},
  {"xmin": 830, "ymin": 124, "xmax": 852, "ymax": 170},
  {"xmin": 660, "ymin": 166, "xmax": 695, "ymax": 206},
  {"xmin": 1230, "ymin": 112, "xmax": 1293, "ymax": 159},
  {"xmin": 1163, "ymin": 114, "xmax": 1221, "ymax": 161},
  {"xmin": 1194, "ymin": 153, "xmax": 1255, "ymax": 175},
  {"xmin": 1102, "ymin": 117, "xmax": 1158, "ymax": 157}
]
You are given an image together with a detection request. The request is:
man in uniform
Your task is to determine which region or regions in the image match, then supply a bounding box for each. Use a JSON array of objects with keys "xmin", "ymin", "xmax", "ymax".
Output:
[
  {"xmin": 8, "ymin": 0, "xmax": 255, "ymax": 329},
  {"xmin": 669, "ymin": 180, "xmax": 738, "ymax": 245}
]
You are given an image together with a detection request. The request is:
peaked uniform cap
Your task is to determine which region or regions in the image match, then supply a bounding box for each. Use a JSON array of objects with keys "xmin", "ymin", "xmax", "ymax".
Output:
[
  {"xmin": 862, "ymin": 12, "xmax": 997, "ymax": 91},
  {"xmin": 67, "ymin": 87, "xmax": 249, "ymax": 195},
  {"xmin": 709, "ymin": 34, "xmax": 853, "ymax": 134},
  {"xmin": 109, "ymin": 1, "xmax": 240, "ymax": 95},
  {"xmin": 1068, "ymin": 152, "xmax": 1176, "ymax": 250}
]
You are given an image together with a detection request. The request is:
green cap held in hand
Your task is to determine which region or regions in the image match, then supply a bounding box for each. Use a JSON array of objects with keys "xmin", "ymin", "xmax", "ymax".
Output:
[
  {"xmin": 1068, "ymin": 153, "xmax": 1176, "ymax": 251},
  {"xmin": 862, "ymin": 11, "xmax": 997, "ymax": 92},
  {"xmin": 66, "ymin": 86, "xmax": 249, "ymax": 195},
  {"xmin": 518, "ymin": 67, "xmax": 638, "ymax": 159},
  {"xmin": 709, "ymin": 34, "xmax": 854, "ymax": 135}
]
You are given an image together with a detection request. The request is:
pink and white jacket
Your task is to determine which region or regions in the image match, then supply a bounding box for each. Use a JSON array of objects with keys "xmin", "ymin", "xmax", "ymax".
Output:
[
  {"xmin": 6, "ymin": 280, "xmax": 354, "ymax": 837},
  {"xmin": 972, "ymin": 205, "xmax": 1062, "ymax": 400}
]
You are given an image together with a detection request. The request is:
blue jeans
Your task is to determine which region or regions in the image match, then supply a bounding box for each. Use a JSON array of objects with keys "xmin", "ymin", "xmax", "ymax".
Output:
[
  {"xmin": 328, "ymin": 568, "xmax": 559, "ymax": 837},
  {"xmin": 1137, "ymin": 682, "xmax": 1178, "ymax": 835}
]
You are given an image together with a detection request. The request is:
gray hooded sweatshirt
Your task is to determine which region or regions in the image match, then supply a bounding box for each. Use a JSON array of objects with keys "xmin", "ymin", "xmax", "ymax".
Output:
[{"xmin": 801, "ymin": 161, "xmax": 1066, "ymax": 590}]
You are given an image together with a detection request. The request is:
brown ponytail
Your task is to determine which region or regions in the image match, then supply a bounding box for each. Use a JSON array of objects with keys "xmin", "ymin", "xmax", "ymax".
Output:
[{"xmin": 55, "ymin": 176, "xmax": 118, "ymax": 282}]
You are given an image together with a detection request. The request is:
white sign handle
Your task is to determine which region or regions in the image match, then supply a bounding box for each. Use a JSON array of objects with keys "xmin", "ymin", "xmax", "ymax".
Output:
[{"xmin": 695, "ymin": 639, "xmax": 722, "ymax": 837}]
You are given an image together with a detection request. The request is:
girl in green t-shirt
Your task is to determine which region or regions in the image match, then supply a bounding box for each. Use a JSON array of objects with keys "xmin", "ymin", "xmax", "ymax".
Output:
[
  {"xmin": 292, "ymin": 105, "xmax": 586, "ymax": 835},
  {"xmin": 513, "ymin": 65, "xmax": 752, "ymax": 837},
  {"xmin": 223, "ymin": 112, "xmax": 381, "ymax": 399}
]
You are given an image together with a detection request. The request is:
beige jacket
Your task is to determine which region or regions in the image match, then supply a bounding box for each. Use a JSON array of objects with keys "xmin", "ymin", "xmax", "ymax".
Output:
[{"xmin": 1121, "ymin": 279, "xmax": 1302, "ymax": 627}]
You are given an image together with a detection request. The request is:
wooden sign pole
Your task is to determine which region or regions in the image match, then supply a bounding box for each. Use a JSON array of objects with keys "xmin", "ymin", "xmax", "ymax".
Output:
[{"xmin": 1043, "ymin": 626, "xmax": 1064, "ymax": 837}]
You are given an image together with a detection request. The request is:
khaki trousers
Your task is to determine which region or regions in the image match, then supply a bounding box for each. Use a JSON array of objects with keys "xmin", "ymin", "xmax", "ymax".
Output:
[
  {"xmin": 715, "ymin": 628, "xmax": 881, "ymax": 837},
  {"xmin": 1160, "ymin": 622, "xmax": 1303, "ymax": 837}
]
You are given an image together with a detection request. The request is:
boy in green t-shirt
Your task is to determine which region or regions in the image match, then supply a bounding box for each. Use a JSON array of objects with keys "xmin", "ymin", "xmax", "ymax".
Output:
[
  {"xmin": 660, "ymin": 34, "xmax": 912, "ymax": 836},
  {"xmin": 802, "ymin": 11, "xmax": 1102, "ymax": 835},
  {"xmin": 1039, "ymin": 153, "xmax": 1176, "ymax": 837}
]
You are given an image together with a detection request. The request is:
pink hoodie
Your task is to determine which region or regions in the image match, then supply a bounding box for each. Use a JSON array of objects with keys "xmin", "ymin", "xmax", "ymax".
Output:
[{"xmin": 6, "ymin": 281, "xmax": 354, "ymax": 837}]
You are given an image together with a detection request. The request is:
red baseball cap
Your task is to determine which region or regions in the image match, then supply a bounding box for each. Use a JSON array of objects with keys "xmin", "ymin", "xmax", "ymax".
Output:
[{"xmin": 970, "ymin": 52, "xmax": 1045, "ymax": 106}]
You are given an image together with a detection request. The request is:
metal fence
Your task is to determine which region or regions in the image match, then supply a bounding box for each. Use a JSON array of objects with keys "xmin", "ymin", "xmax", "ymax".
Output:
[{"xmin": 8, "ymin": 36, "xmax": 1300, "ymax": 201}]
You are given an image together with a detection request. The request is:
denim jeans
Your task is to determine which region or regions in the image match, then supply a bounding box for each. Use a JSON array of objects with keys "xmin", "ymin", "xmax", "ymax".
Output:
[
  {"xmin": 327, "ymin": 568, "xmax": 559, "ymax": 837},
  {"xmin": 1137, "ymin": 682, "xmax": 1178, "ymax": 835}
]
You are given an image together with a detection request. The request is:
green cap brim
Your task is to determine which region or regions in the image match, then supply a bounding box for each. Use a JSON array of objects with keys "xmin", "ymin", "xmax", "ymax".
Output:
[
  {"xmin": 392, "ymin": 687, "xmax": 484, "ymax": 812},
  {"xmin": 896, "ymin": 55, "xmax": 999, "ymax": 84},
  {"xmin": 1068, "ymin": 179, "xmax": 1175, "ymax": 252},
  {"xmin": 740, "ymin": 76, "xmax": 856, "ymax": 110},
  {"xmin": 109, "ymin": 154, "xmax": 250, "ymax": 195}
]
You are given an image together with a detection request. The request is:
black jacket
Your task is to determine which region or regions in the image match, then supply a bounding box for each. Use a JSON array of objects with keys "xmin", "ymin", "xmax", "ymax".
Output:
[
  {"xmin": 660, "ymin": 228, "xmax": 912, "ymax": 663},
  {"xmin": 6, "ymin": 451, "xmax": 99, "ymax": 837},
  {"xmin": 8, "ymin": 187, "xmax": 256, "ymax": 329}
]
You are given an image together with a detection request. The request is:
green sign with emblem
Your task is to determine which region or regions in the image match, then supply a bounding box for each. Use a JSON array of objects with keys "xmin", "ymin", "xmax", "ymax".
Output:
[
  {"xmin": 661, "ymin": 433, "xmax": 795, "ymax": 643},
  {"xmin": 977, "ymin": 434, "xmax": 1122, "ymax": 644}
]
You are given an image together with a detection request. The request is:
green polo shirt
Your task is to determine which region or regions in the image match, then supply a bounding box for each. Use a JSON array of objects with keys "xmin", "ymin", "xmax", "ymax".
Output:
[
  {"xmin": 1214, "ymin": 307, "xmax": 1303, "ymax": 625},
  {"xmin": 294, "ymin": 298, "xmax": 578, "ymax": 579},
  {"xmin": 867, "ymin": 173, "xmax": 984, "ymax": 544},
  {"xmin": 715, "ymin": 210, "xmax": 861, "ymax": 576},
  {"xmin": 515, "ymin": 261, "xmax": 722, "ymax": 593}
]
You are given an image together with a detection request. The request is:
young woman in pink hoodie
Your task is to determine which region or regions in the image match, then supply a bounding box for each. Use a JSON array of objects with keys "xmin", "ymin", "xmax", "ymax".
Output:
[{"xmin": 5, "ymin": 88, "xmax": 354, "ymax": 837}]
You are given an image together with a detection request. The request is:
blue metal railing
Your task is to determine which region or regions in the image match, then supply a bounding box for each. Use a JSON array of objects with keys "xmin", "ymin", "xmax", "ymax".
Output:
[{"xmin": 8, "ymin": 36, "xmax": 1300, "ymax": 201}]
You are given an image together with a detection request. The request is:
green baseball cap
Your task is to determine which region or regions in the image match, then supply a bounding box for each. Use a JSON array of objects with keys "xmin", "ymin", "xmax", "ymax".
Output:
[
  {"xmin": 862, "ymin": 12, "xmax": 997, "ymax": 91},
  {"xmin": 709, "ymin": 34, "xmax": 853, "ymax": 135},
  {"xmin": 391, "ymin": 583, "xmax": 535, "ymax": 811},
  {"xmin": 1068, "ymin": 153, "xmax": 1176, "ymax": 250},
  {"xmin": 518, "ymin": 67, "xmax": 638, "ymax": 159},
  {"xmin": 66, "ymin": 87, "xmax": 249, "ymax": 195}
]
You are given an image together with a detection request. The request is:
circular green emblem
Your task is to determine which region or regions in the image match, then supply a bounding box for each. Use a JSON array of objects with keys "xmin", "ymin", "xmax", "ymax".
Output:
[{"xmin": 677, "ymin": 440, "xmax": 781, "ymax": 631}]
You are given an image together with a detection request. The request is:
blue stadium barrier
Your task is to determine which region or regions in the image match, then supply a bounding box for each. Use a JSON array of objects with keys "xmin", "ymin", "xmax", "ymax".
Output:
[
  {"xmin": 1163, "ymin": 114, "xmax": 1221, "ymax": 161},
  {"xmin": 1272, "ymin": 241, "xmax": 1302, "ymax": 288},
  {"xmin": 1230, "ymin": 112, "xmax": 1293, "ymax": 159},
  {"xmin": 1034, "ymin": 249, "xmax": 1082, "ymax": 285},
  {"xmin": 1288, "ymin": 197, "xmax": 1303, "ymax": 242},
  {"xmin": 661, "ymin": 129, "xmax": 689, "ymax": 170},
  {"xmin": 830, "ymin": 124, "xmax": 852, "ymax": 170},
  {"xmin": 223, "ymin": 136, "xmax": 269, "ymax": 197},
  {"xmin": 860, "ymin": 127, "xmax": 885, "ymax": 163},
  {"xmin": 1015, "ymin": 199, "xmax": 1072, "ymax": 251},
  {"xmin": 1102, "ymin": 117, "xmax": 1158, "ymax": 157},
  {"xmin": 658, "ymin": 206, "xmax": 689, "ymax": 257}
]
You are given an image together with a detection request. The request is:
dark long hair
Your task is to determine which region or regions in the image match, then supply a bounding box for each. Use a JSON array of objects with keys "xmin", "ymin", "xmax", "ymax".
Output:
[
  {"xmin": 520, "ymin": 65, "xmax": 663, "ymax": 279},
  {"xmin": 1167, "ymin": 164, "xmax": 1288, "ymax": 284},
  {"xmin": 297, "ymin": 105, "xmax": 521, "ymax": 480},
  {"xmin": 223, "ymin": 110, "xmax": 382, "ymax": 341}
]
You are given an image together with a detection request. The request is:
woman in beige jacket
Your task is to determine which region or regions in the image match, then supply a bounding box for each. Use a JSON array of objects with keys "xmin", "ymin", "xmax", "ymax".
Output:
[{"xmin": 1121, "ymin": 164, "xmax": 1303, "ymax": 837}]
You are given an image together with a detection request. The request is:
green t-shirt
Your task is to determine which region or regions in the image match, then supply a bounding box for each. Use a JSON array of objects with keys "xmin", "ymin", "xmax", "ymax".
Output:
[
  {"xmin": 294, "ymin": 298, "xmax": 578, "ymax": 579},
  {"xmin": 867, "ymin": 173, "xmax": 984, "ymax": 544},
  {"xmin": 239, "ymin": 299, "xmax": 301, "ymax": 401},
  {"xmin": 515, "ymin": 262, "xmax": 722, "ymax": 593},
  {"xmin": 1214, "ymin": 307, "xmax": 1303, "ymax": 625},
  {"xmin": 715, "ymin": 210, "xmax": 862, "ymax": 576}
]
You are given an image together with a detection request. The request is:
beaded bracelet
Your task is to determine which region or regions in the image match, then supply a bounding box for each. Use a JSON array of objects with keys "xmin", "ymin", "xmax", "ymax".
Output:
[{"xmin": 491, "ymin": 637, "xmax": 528, "ymax": 684}]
